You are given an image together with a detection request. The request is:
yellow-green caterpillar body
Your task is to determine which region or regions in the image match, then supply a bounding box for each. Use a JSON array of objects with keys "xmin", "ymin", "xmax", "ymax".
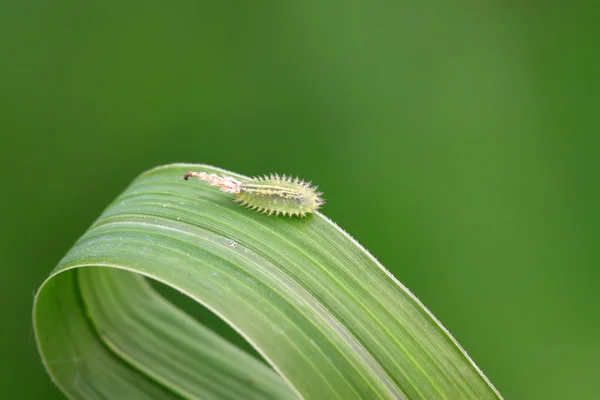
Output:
[{"xmin": 184, "ymin": 171, "xmax": 324, "ymax": 217}]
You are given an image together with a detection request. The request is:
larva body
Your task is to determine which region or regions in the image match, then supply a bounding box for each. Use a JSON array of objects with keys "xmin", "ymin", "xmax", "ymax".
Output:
[{"xmin": 184, "ymin": 171, "xmax": 324, "ymax": 217}]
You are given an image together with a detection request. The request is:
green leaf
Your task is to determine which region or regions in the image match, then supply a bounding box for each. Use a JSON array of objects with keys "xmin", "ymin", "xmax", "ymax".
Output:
[{"xmin": 33, "ymin": 164, "xmax": 502, "ymax": 399}]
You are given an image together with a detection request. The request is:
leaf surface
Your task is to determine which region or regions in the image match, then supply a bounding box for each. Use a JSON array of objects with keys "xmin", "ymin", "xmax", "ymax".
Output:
[{"xmin": 33, "ymin": 164, "xmax": 501, "ymax": 399}]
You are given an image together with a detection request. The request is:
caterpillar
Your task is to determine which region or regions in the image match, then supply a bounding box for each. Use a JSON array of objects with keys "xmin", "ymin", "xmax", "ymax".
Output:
[{"xmin": 184, "ymin": 171, "xmax": 324, "ymax": 217}]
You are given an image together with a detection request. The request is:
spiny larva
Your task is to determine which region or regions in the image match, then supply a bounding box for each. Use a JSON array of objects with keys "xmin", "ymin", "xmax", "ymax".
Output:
[{"xmin": 183, "ymin": 171, "xmax": 324, "ymax": 217}]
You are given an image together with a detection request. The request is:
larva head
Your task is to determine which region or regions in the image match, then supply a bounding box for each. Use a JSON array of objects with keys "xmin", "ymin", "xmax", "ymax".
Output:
[
  {"xmin": 184, "ymin": 171, "xmax": 242, "ymax": 193},
  {"xmin": 237, "ymin": 174, "xmax": 324, "ymax": 217}
]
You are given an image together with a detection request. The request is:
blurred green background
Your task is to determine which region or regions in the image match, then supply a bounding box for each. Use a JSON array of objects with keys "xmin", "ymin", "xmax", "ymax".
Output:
[{"xmin": 2, "ymin": 1, "xmax": 599, "ymax": 399}]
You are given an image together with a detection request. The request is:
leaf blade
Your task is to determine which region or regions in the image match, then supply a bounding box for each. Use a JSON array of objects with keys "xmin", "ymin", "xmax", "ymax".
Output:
[{"xmin": 34, "ymin": 163, "xmax": 501, "ymax": 399}]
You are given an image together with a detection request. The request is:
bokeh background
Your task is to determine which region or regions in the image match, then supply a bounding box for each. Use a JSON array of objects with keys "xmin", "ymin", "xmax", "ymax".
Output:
[{"xmin": 2, "ymin": 2, "xmax": 599, "ymax": 399}]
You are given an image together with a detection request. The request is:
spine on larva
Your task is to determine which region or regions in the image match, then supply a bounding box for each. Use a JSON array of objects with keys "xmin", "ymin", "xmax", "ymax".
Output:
[{"xmin": 184, "ymin": 171, "xmax": 324, "ymax": 217}]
